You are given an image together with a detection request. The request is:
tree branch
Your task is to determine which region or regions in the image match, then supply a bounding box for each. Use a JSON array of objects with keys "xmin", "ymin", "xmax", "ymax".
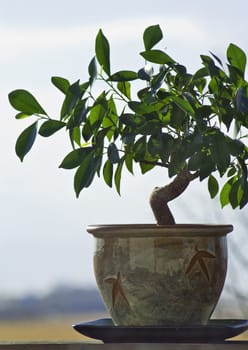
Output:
[{"xmin": 149, "ymin": 169, "xmax": 199, "ymax": 225}]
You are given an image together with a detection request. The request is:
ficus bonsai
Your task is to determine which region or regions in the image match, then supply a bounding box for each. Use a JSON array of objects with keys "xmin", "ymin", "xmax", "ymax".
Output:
[{"xmin": 9, "ymin": 24, "xmax": 248, "ymax": 225}]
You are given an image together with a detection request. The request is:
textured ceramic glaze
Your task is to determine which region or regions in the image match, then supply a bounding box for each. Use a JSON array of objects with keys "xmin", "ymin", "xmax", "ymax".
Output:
[{"xmin": 87, "ymin": 224, "xmax": 233, "ymax": 326}]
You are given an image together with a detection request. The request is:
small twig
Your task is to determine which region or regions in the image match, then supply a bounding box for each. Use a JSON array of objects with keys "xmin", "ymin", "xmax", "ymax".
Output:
[{"xmin": 98, "ymin": 73, "xmax": 130, "ymax": 103}]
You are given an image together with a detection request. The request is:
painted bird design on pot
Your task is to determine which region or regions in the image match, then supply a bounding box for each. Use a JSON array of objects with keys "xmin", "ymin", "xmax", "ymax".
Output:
[
  {"xmin": 186, "ymin": 245, "xmax": 216, "ymax": 282},
  {"xmin": 104, "ymin": 272, "xmax": 130, "ymax": 307}
]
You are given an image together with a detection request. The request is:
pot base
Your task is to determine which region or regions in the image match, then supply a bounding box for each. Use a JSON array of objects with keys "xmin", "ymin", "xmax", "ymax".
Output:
[{"xmin": 73, "ymin": 318, "xmax": 248, "ymax": 343}]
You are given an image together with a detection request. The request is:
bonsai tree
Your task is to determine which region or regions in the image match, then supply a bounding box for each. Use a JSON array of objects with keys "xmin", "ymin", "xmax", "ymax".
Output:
[{"xmin": 9, "ymin": 24, "xmax": 248, "ymax": 225}]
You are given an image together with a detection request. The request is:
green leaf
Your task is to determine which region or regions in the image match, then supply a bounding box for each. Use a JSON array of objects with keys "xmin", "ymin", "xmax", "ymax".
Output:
[
  {"xmin": 128, "ymin": 101, "xmax": 163, "ymax": 114},
  {"xmin": 15, "ymin": 122, "xmax": 38, "ymax": 161},
  {"xmin": 82, "ymin": 120, "xmax": 92, "ymax": 142},
  {"xmin": 125, "ymin": 153, "xmax": 134, "ymax": 174},
  {"xmin": 117, "ymin": 81, "xmax": 131, "ymax": 99},
  {"xmin": 51, "ymin": 76, "xmax": 70, "ymax": 94},
  {"xmin": 143, "ymin": 24, "xmax": 163, "ymax": 50},
  {"xmin": 88, "ymin": 103, "xmax": 106, "ymax": 130},
  {"xmin": 60, "ymin": 80, "xmax": 81, "ymax": 119},
  {"xmin": 209, "ymin": 51, "xmax": 223, "ymax": 67},
  {"xmin": 229, "ymin": 180, "xmax": 241, "ymax": 209},
  {"xmin": 220, "ymin": 180, "xmax": 232, "ymax": 208},
  {"xmin": 122, "ymin": 134, "xmax": 136, "ymax": 145},
  {"xmin": 188, "ymin": 152, "xmax": 203, "ymax": 171},
  {"xmin": 151, "ymin": 67, "xmax": 166, "ymax": 91},
  {"xmin": 95, "ymin": 29, "xmax": 111, "ymax": 76},
  {"xmin": 59, "ymin": 147, "xmax": 93, "ymax": 169},
  {"xmin": 208, "ymin": 175, "xmax": 219, "ymax": 198},
  {"xmin": 65, "ymin": 99, "xmax": 88, "ymax": 131},
  {"xmin": 39, "ymin": 120, "xmax": 66, "ymax": 137},
  {"xmin": 194, "ymin": 78, "xmax": 207, "ymax": 93},
  {"xmin": 114, "ymin": 157, "xmax": 124, "ymax": 195},
  {"xmin": 9, "ymin": 90, "xmax": 47, "ymax": 115},
  {"xmin": 15, "ymin": 112, "xmax": 33, "ymax": 120},
  {"xmin": 227, "ymin": 65, "xmax": 243, "ymax": 86},
  {"xmin": 148, "ymin": 135, "xmax": 160, "ymax": 157},
  {"xmin": 88, "ymin": 57, "xmax": 97, "ymax": 86},
  {"xmin": 79, "ymin": 81, "xmax": 90, "ymax": 95},
  {"xmin": 140, "ymin": 50, "xmax": 175, "ymax": 65},
  {"xmin": 138, "ymin": 67, "xmax": 153, "ymax": 81},
  {"xmin": 200, "ymin": 55, "xmax": 220, "ymax": 77},
  {"xmin": 227, "ymin": 43, "xmax": 246, "ymax": 76},
  {"xmin": 192, "ymin": 67, "xmax": 209, "ymax": 80},
  {"xmin": 133, "ymin": 136, "xmax": 147, "ymax": 161},
  {"xmin": 139, "ymin": 162, "xmax": 153, "ymax": 174},
  {"xmin": 137, "ymin": 120, "xmax": 161, "ymax": 136},
  {"xmin": 159, "ymin": 134, "xmax": 175, "ymax": 163},
  {"xmin": 103, "ymin": 159, "xmax": 113, "ymax": 187},
  {"xmin": 128, "ymin": 101, "xmax": 148, "ymax": 114},
  {"xmin": 107, "ymin": 143, "xmax": 120, "ymax": 164},
  {"xmin": 239, "ymin": 158, "xmax": 248, "ymax": 185},
  {"xmin": 171, "ymin": 96, "xmax": 195, "ymax": 116},
  {"xmin": 70, "ymin": 127, "xmax": 81, "ymax": 147},
  {"xmin": 236, "ymin": 87, "xmax": 248, "ymax": 113},
  {"xmin": 199, "ymin": 159, "xmax": 216, "ymax": 181},
  {"xmin": 227, "ymin": 166, "xmax": 236, "ymax": 177},
  {"xmin": 168, "ymin": 144, "xmax": 186, "ymax": 177},
  {"xmin": 120, "ymin": 113, "xmax": 143, "ymax": 127},
  {"xmin": 240, "ymin": 182, "xmax": 248, "ymax": 209},
  {"xmin": 210, "ymin": 134, "xmax": 230, "ymax": 175},
  {"xmin": 199, "ymin": 162, "xmax": 216, "ymax": 181},
  {"xmin": 227, "ymin": 138, "xmax": 245, "ymax": 156},
  {"xmin": 170, "ymin": 103, "xmax": 186, "ymax": 127},
  {"xmin": 109, "ymin": 70, "xmax": 138, "ymax": 82},
  {"xmin": 101, "ymin": 100, "xmax": 118, "ymax": 141},
  {"xmin": 74, "ymin": 151, "xmax": 96, "ymax": 196},
  {"xmin": 72, "ymin": 99, "xmax": 88, "ymax": 126},
  {"xmin": 140, "ymin": 159, "xmax": 156, "ymax": 174}
]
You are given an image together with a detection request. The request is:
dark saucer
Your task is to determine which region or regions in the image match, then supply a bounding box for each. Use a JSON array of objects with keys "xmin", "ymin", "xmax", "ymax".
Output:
[{"xmin": 73, "ymin": 318, "xmax": 248, "ymax": 343}]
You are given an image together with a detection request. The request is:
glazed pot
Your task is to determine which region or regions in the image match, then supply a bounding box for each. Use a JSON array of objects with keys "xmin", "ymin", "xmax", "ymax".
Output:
[{"xmin": 87, "ymin": 224, "xmax": 233, "ymax": 326}]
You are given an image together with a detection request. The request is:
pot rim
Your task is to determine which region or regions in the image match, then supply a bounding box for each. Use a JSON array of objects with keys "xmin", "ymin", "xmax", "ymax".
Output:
[{"xmin": 87, "ymin": 223, "xmax": 233, "ymax": 238}]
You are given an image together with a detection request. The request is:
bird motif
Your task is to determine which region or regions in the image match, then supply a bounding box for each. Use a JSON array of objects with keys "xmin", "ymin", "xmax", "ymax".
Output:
[
  {"xmin": 186, "ymin": 245, "xmax": 216, "ymax": 282},
  {"xmin": 104, "ymin": 272, "xmax": 130, "ymax": 307}
]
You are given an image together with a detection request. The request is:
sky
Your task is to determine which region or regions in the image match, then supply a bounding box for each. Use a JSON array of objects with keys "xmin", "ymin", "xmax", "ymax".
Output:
[{"xmin": 1, "ymin": 0, "xmax": 248, "ymax": 308}]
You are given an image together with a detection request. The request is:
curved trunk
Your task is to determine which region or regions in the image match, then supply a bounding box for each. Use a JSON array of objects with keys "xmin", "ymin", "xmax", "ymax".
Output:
[{"xmin": 149, "ymin": 169, "xmax": 199, "ymax": 225}]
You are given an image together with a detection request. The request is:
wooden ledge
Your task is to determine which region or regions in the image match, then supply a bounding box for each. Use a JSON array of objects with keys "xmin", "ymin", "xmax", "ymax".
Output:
[{"xmin": 1, "ymin": 342, "xmax": 248, "ymax": 350}]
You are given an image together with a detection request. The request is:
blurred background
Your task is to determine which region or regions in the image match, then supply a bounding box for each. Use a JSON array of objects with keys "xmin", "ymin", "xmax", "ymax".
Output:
[{"xmin": 0, "ymin": 0, "xmax": 248, "ymax": 341}]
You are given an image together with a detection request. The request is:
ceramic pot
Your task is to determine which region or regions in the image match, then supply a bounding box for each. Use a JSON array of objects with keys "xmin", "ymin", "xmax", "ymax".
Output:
[{"xmin": 87, "ymin": 224, "xmax": 233, "ymax": 326}]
